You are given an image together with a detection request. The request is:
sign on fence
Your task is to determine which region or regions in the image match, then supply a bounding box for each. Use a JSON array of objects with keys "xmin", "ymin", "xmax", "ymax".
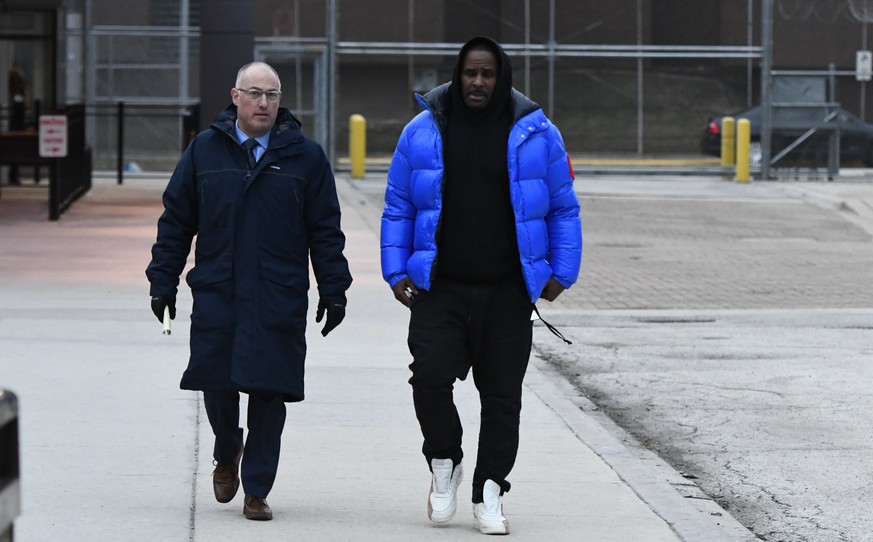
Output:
[
  {"xmin": 857, "ymin": 50, "xmax": 872, "ymax": 81},
  {"xmin": 39, "ymin": 115, "xmax": 68, "ymax": 158}
]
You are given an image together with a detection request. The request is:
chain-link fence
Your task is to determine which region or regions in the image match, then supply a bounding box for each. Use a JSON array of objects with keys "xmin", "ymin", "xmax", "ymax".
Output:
[
  {"xmin": 76, "ymin": 0, "xmax": 873, "ymax": 170},
  {"xmin": 771, "ymin": 0, "xmax": 873, "ymax": 116},
  {"xmin": 327, "ymin": 0, "xmax": 762, "ymax": 158}
]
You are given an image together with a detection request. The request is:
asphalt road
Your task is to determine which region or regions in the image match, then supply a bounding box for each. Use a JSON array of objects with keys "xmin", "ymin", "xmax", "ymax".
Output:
[{"xmin": 533, "ymin": 177, "xmax": 873, "ymax": 542}]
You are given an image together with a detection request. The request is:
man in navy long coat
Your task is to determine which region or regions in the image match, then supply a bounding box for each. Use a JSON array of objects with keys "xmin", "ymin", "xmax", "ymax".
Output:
[{"xmin": 146, "ymin": 61, "xmax": 352, "ymax": 521}]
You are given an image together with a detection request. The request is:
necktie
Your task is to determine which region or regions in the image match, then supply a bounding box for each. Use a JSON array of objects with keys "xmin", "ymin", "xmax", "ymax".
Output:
[{"xmin": 242, "ymin": 138, "xmax": 258, "ymax": 169}]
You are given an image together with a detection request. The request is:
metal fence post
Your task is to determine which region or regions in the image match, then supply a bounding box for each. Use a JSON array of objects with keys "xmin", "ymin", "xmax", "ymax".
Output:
[
  {"xmin": 760, "ymin": 0, "xmax": 774, "ymax": 180},
  {"xmin": 117, "ymin": 101, "xmax": 124, "ymax": 185}
]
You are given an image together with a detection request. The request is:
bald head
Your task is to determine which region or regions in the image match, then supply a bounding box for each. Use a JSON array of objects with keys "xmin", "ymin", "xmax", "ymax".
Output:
[{"xmin": 235, "ymin": 62, "xmax": 281, "ymax": 90}]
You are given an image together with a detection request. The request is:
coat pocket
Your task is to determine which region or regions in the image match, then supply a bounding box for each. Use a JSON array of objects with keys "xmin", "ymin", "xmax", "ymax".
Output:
[
  {"xmin": 259, "ymin": 259, "xmax": 309, "ymax": 294},
  {"xmin": 186, "ymin": 263, "xmax": 234, "ymax": 333},
  {"xmin": 185, "ymin": 263, "xmax": 232, "ymax": 289},
  {"xmin": 259, "ymin": 259, "xmax": 309, "ymax": 329}
]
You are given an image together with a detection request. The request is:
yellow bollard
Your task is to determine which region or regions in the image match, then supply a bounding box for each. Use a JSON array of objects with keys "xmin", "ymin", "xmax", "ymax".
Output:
[
  {"xmin": 720, "ymin": 116, "xmax": 735, "ymax": 180},
  {"xmin": 735, "ymin": 118, "xmax": 751, "ymax": 183},
  {"xmin": 349, "ymin": 114, "xmax": 366, "ymax": 179}
]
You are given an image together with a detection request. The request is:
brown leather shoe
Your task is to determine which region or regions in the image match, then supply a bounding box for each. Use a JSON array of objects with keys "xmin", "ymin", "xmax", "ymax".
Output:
[
  {"xmin": 212, "ymin": 450, "xmax": 242, "ymax": 503},
  {"xmin": 244, "ymin": 494, "xmax": 273, "ymax": 521}
]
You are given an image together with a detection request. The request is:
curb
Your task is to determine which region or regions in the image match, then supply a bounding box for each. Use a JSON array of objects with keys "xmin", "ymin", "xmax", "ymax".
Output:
[
  {"xmin": 774, "ymin": 184, "xmax": 852, "ymax": 213},
  {"xmin": 527, "ymin": 355, "xmax": 757, "ymax": 541}
]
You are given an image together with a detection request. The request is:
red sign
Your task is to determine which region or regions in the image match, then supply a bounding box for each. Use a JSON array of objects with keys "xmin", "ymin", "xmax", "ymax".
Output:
[{"xmin": 39, "ymin": 115, "xmax": 68, "ymax": 158}]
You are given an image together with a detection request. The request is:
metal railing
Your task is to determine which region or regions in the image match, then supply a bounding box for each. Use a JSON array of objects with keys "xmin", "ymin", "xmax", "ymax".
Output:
[
  {"xmin": 50, "ymin": 104, "xmax": 92, "ymax": 220},
  {"xmin": 85, "ymin": 102, "xmax": 198, "ymax": 177}
]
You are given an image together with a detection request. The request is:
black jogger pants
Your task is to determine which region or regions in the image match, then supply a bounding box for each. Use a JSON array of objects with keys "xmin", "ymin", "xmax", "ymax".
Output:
[{"xmin": 407, "ymin": 275, "xmax": 533, "ymax": 502}]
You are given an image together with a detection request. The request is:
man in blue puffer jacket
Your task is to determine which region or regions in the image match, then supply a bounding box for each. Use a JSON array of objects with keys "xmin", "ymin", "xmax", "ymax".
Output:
[{"xmin": 380, "ymin": 37, "xmax": 582, "ymax": 535}]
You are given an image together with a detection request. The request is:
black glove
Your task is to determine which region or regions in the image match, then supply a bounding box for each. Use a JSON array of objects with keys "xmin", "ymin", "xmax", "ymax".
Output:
[
  {"xmin": 315, "ymin": 298, "xmax": 345, "ymax": 337},
  {"xmin": 151, "ymin": 295, "xmax": 176, "ymax": 323}
]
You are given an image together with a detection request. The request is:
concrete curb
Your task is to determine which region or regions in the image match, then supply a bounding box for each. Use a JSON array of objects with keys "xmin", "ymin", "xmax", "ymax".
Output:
[
  {"xmin": 774, "ymin": 184, "xmax": 852, "ymax": 213},
  {"xmin": 527, "ymin": 354, "xmax": 757, "ymax": 541}
]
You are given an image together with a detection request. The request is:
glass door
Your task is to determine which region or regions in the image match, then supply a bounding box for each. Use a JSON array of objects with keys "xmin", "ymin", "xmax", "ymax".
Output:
[
  {"xmin": 1, "ymin": 10, "xmax": 54, "ymax": 185},
  {"xmin": 1, "ymin": 10, "xmax": 55, "ymax": 132}
]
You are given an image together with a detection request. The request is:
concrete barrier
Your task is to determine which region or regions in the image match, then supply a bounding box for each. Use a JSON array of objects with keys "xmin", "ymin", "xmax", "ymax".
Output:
[{"xmin": 0, "ymin": 389, "xmax": 20, "ymax": 542}]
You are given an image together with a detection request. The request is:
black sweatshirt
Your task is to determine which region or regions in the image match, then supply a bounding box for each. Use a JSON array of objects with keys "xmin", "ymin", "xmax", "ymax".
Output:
[{"xmin": 437, "ymin": 37, "xmax": 521, "ymax": 283}]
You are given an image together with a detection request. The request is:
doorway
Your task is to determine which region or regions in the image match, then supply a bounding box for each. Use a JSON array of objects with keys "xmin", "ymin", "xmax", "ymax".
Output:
[{"xmin": 1, "ymin": 9, "xmax": 55, "ymax": 186}]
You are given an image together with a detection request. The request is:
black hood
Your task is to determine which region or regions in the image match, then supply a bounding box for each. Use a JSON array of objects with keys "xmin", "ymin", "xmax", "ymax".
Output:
[{"xmin": 449, "ymin": 36, "xmax": 513, "ymax": 121}]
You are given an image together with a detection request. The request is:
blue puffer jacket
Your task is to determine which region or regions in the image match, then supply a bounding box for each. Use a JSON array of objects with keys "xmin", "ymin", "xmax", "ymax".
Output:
[{"xmin": 381, "ymin": 84, "xmax": 582, "ymax": 303}]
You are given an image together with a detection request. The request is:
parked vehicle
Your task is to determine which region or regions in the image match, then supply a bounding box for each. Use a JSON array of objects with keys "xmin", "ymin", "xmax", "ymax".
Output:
[{"xmin": 701, "ymin": 105, "xmax": 873, "ymax": 167}]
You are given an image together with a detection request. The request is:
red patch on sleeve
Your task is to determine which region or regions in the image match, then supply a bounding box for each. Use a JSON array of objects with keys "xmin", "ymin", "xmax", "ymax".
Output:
[{"xmin": 566, "ymin": 155, "xmax": 575, "ymax": 180}]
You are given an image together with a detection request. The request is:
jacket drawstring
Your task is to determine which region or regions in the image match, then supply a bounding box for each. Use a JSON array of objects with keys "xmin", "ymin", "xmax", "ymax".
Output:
[{"xmin": 533, "ymin": 306, "xmax": 572, "ymax": 345}]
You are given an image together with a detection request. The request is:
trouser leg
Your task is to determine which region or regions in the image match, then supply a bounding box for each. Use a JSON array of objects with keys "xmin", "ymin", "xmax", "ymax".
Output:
[
  {"xmin": 407, "ymin": 280, "xmax": 472, "ymax": 468},
  {"xmin": 240, "ymin": 391, "xmax": 287, "ymax": 498},
  {"xmin": 203, "ymin": 390, "xmax": 244, "ymax": 465},
  {"xmin": 470, "ymin": 278, "xmax": 533, "ymax": 502}
]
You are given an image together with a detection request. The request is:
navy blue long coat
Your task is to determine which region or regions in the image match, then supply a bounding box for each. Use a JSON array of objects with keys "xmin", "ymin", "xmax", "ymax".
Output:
[{"xmin": 147, "ymin": 106, "xmax": 352, "ymax": 402}]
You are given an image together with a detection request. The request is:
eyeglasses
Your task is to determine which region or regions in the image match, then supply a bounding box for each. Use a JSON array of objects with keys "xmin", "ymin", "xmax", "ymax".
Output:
[{"xmin": 235, "ymin": 88, "xmax": 282, "ymax": 103}]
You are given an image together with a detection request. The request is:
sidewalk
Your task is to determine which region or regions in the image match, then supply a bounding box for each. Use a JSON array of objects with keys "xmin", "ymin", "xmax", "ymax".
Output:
[{"xmin": 0, "ymin": 173, "xmax": 781, "ymax": 541}]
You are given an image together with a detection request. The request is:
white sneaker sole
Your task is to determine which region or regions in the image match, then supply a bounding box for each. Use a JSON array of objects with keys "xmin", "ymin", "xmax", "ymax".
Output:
[
  {"xmin": 478, "ymin": 521, "xmax": 509, "ymax": 535},
  {"xmin": 428, "ymin": 500, "xmax": 456, "ymax": 523},
  {"xmin": 473, "ymin": 503, "xmax": 509, "ymax": 534}
]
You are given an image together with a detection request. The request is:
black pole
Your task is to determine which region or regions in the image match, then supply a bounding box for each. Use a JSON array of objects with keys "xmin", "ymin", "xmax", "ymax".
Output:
[
  {"xmin": 49, "ymin": 160, "xmax": 59, "ymax": 220},
  {"xmin": 117, "ymin": 102, "xmax": 124, "ymax": 185},
  {"xmin": 33, "ymin": 100, "xmax": 42, "ymax": 183}
]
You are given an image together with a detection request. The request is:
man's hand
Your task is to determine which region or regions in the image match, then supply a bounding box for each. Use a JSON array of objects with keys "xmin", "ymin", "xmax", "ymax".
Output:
[
  {"xmin": 539, "ymin": 277, "xmax": 566, "ymax": 302},
  {"xmin": 391, "ymin": 277, "xmax": 419, "ymax": 309},
  {"xmin": 150, "ymin": 296, "xmax": 176, "ymax": 323},
  {"xmin": 316, "ymin": 299, "xmax": 346, "ymax": 337}
]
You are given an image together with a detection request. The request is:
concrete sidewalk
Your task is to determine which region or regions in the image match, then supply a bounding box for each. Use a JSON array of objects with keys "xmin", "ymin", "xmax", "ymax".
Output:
[{"xmin": 0, "ymin": 174, "xmax": 772, "ymax": 541}]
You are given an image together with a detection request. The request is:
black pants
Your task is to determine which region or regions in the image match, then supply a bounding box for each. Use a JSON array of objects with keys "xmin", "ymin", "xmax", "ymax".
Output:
[
  {"xmin": 407, "ymin": 276, "xmax": 533, "ymax": 502},
  {"xmin": 204, "ymin": 390, "xmax": 287, "ymax": 499}
]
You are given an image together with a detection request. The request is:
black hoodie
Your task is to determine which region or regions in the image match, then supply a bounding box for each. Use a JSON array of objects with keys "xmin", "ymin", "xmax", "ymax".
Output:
[{"xmin": 437, "ymin": 37, "xmax": 521, "ymax": 283}]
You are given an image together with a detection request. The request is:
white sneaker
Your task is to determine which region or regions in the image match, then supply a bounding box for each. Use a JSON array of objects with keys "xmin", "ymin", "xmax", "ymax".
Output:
[
  {"xmin": 473, "ymin": 479, "xmax": 509, "ymax": 535},
  {"xmin": 428, "ymin": 458, "xmax": 463, "ymax": 523}
]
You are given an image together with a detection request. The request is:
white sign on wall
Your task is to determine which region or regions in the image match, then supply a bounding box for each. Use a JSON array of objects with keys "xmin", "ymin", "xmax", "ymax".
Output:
[
  {"xmin": 39, "ymin": 115, "xmax": 68, "ymax": 158},
  {"xmin": 857, "ymin": 50, "xmax": 872, "ymax": 81}
]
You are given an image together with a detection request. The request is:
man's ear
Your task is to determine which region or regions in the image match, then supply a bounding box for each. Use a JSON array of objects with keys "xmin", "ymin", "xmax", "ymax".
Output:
[{"xmin": 231, "ymin": 88, "xmax": 240, "ymax": 106}]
